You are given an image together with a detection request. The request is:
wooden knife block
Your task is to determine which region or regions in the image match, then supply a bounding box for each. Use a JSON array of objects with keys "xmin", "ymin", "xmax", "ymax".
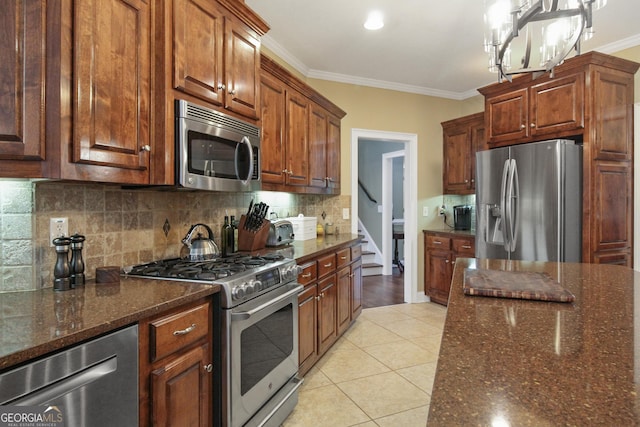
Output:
[{"xmin": 237, "ymin": 215, "xmax": 270, "ymax": 251}]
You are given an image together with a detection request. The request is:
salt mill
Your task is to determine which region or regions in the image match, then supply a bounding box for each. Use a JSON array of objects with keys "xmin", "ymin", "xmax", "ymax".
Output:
[
  {"xmin": 52, "ymin": 236, "xmax": 72, "ymax": 291},
  {"xmin": 70, "ymin": 233, "xmax": 86, "ymax": 286}
]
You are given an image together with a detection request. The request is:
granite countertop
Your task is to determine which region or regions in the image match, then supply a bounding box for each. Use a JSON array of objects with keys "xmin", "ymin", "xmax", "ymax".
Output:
[
  {"xmin": 0, "ymin": 278, "xmax": 220, "ymax": 371},
  {"xmin": 258, "ymin": 234, "xmax": 361, "ymax": 265},
  {"xmin": 423, "ymin": 227, "xmax": 475, "ymax": 237},
  {"xmin": 0, "ymin": 236, "xmax": 358, "ymax": 373},
  {"xmin": 428, "ymin": 258, "xmax": 640, "ymax": 425}
]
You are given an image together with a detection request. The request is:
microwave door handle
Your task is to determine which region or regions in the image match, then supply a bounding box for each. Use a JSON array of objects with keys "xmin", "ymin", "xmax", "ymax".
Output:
[{"xmin": 235, "ymin": 136, "xmax": 254, "ymax": 185}]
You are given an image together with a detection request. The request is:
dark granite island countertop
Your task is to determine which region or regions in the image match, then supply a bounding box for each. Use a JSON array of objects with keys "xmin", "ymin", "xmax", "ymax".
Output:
[
  {"xmin": 428, "ymin": 258, "xmax": 640, "ymax": 426},
  {"xmin": 0, "ymin": 277, "xmax": 220, "ymax": 371}
]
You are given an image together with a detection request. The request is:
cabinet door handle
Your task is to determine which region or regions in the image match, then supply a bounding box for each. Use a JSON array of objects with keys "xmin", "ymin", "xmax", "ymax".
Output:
[
  {"xmin": 324, "ymin": 263, "xmax": 333, "ymax": 268},
  {"xmin": 139, "ymin": 145, "xmax": 151, "ymax": 152},
  {"xmin": 433, "ymin": 241, "xmax": 442, "ymax": 245},
  {"xmin": 340, "ymin": 256, "xmax": 347, "ymax": 260},
  {"xmin": 445, "ymin": 260, "xmax": 450, "ymax": 264},
  {"xmin": 530, "ymin": 123, "xmax": 535, "ymax": 128},
  {"xmin": 315, "ymin": 295, "xmax": 321, "ymax": 301},
  {"xmin": 301, "ymin": 273, "xmax": 312, "ymax": 278},
  {"xmin": 229, "ymin": 89, "xmax": 236, "ymax": 95},
  {"xmin": 217, "ymin": 83, "xmax": 226, "ymax": 90},
  {"xmin": 204, "ymin": 364, "xmax": 213, "ymax": 373},
  {"xmin": 462, "ymin": 245, "xmax": 472, "ymax": 249},
  {"xmin": 173, "ymin": 323, "xmax": 196, "ymax": 336},
  {"xmin": 520, "ymin": 124, "xmax": 526, "ymax": 129}
]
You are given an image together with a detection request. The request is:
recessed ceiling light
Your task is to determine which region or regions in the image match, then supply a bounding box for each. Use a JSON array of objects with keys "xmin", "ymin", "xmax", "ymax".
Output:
[{"xmin": 364, "ymin": 11, "xmax": 384, "ymax": 30}]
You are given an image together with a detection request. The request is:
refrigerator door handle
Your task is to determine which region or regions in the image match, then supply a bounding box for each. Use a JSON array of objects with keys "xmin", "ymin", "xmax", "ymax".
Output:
[
  {"xmin": 506, "ymin": 159, "xmax": 520, "ymax": 252},
  {"xmin": 500, "ymin": 159, "xmax": 511, "ymax": 251}
]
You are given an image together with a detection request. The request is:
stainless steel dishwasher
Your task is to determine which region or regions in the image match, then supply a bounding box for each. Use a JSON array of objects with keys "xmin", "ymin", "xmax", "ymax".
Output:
[{"xmin": 0, "ymin": 325, "xmax": 138, "ymax": 427}]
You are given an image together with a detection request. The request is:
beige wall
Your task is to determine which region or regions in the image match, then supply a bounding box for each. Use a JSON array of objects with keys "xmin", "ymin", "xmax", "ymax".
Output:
[{"xmin": 264, "ymin": 46, "xmax": 640, "ymax": 294}]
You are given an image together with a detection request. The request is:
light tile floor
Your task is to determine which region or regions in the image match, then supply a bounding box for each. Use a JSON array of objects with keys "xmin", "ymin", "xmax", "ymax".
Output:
[{"xmin": 283, "ymin": 302, "xmax": 447, "ymax": 427}]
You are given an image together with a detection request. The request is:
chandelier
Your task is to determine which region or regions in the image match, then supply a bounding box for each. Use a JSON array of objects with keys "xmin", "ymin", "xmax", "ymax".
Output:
[{"xmin": 484, "ymin": 0, "xmax": 607, "ymax": 82}]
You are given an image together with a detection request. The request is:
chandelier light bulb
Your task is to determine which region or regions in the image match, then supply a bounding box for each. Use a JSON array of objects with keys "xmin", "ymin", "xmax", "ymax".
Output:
[
  {"xmin": 483, "ymin": 0, "xmax": 605, "ymax": 81},
  {"xmin": 364, "ymin": 11, "xmax": 384, "ymax": 30}
]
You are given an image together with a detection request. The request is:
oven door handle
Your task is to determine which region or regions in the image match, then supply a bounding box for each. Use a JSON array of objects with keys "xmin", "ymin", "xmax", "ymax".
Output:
[{"xmin": 231, "ymin": 284, "xmax": 303, "ymax": 321}]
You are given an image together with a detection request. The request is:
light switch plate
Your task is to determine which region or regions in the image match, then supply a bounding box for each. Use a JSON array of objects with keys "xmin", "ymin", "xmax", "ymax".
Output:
[
  {"xmin": 342, "ymin": 208, "xmax": 350, "ymax": 220},
  {"xmin": 423, "ymin": 206, "xmax": 429, "ymax": 217}
]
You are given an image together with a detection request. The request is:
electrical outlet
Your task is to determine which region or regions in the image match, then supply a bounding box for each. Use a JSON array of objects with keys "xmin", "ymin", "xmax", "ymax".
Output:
[
  {"xmin": 50, "ymin": 217, "xmax": 69, "ymax": 246},
  {"xmin": 342, "ymin": 208, "xmax": 350, "ymax": 220},
  {"xmin": 438, "ymin": 205, "xmax": 446, "ymax": 216},
  {"xmin": 423, "ymin": 206, "xmax": 429, "ymax": 217}
]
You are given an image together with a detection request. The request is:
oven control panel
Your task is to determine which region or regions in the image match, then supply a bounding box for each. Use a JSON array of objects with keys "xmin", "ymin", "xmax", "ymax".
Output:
[{"xmin": 229, "ymin": 261, "xmax": 300, "ymax": 303}]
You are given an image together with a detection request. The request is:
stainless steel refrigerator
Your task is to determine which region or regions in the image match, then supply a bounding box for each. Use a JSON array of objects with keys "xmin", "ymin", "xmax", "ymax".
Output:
[{"xmin": 475, "ymin": 139, "xmax": 582, "ymax": 262}]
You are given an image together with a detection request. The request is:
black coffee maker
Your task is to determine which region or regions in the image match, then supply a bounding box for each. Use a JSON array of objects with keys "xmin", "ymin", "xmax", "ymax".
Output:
[{"xmin": 453, "ymin": 205, "xmax": 472, "ymax": 230}]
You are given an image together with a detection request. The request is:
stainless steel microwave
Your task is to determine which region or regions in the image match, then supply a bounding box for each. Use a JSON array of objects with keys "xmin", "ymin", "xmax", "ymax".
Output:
[{"xmin": 176, "ymin": 99, "xmax": 261, "ymax": 192}]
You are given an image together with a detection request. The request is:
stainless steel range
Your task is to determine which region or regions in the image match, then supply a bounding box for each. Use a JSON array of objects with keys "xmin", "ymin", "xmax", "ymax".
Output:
[{"xmin": 124, "ymin": 253, "xmax": 304, "ymax": 427}]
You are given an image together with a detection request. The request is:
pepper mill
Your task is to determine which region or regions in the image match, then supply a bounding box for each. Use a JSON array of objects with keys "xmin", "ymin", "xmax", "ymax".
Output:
[
  {"xmin": 52, "ymin": 237, "xmax": 72, "ymax": 291},
  {"xmin": 70, "ymin": 233, "xmax": 86, "ymax": 286}
]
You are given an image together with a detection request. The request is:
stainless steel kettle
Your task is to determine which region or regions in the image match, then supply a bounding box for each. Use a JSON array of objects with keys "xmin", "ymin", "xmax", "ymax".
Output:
[{"xmin": 180, "ymin": 223, "xmax": 219, "ymax": 261}]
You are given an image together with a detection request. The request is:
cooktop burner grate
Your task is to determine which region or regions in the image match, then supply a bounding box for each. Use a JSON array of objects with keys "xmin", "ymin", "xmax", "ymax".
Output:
[{"xmin": 126, "ymin": 253, "xmax": 287, "ymax": 281}]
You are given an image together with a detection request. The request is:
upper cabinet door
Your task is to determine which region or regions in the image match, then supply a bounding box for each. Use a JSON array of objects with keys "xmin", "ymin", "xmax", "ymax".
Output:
[
  {"xmin": 173, "ymin": 0, "xmax": 225, "ymax": 106},
  {"xmin": 259, "ymin": 73, "xmax": 286, "ymax": 185},
  {"xmin": 326, "ymin": 115, "xmax": 341, "ymax": 192},
  {"xmin": 225, "ymin": 18, "xmax": 261, "ymax": 119},
  {"xmin": 308, "ymin": 104, "xmax": 328, "ymax": 188},
  {"xmin": 530, "ymin": 73, "xmax": 584, "ymax": 138},
  {"xmin": 486, "ymin": 87, "xmax": 529, "ymax": 144},
  {"xmin": 285, "ymin": 91, "xmax": 309, "ymax": 187},
  {"xmin": 72, "ymin": 0, "xmax": 151, "ymax": 175},
  {"xmin": 0, "ymin": 1, "xmax": 46, "ymax": 169}
]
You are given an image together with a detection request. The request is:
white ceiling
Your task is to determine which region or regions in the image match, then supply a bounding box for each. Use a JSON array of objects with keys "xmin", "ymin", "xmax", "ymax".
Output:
[{"xmin": 245, "ymin": 0, "xmax": 640, "ymax": 100}]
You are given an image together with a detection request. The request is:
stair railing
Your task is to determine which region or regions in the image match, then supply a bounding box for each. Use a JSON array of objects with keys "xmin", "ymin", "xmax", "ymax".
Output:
[{"xmin": 358, "ymin": 179, "xmax": 378, "ymax": 204}]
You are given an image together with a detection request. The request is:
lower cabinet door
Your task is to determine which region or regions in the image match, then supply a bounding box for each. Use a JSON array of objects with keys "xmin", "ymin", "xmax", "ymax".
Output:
[
  {"xmin": 317, "ymin": 275, "xmax": 337, "ymax": 355},
  {"xmin": 426, "ymin": 250, "xmax": 452, "ymax": 306},
  {"xmin": 336, "ymin": 266, "xmax": 351, "ymax": 336},
  {"xmin": 298, "ymin": 284, "xmax": 318, "ymax": 376},
  {"xmin": 151, "ymin": 343, "xmax": 210, "ymax": 427}
]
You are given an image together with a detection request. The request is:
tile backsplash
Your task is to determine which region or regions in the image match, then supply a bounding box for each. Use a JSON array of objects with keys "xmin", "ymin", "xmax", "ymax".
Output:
[{"xmin": 0, "ymin": 179, "xmax": 351, "ymax": 292}]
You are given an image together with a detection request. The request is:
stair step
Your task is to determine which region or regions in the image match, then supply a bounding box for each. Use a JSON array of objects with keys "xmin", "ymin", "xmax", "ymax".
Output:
[{"xmin": 362, "ymin": 262, "xmax": 383, "ymax": 277}]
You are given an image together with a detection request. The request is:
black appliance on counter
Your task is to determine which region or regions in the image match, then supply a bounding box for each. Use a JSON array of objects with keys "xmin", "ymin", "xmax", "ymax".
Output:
[{"xmin": 453, "ymin": 205, "xmax": 472, "ymax": 230}]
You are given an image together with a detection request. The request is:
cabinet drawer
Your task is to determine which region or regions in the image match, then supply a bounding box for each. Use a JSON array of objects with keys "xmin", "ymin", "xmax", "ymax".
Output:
[
  {"xmin": 351, "ymin": 244, "xmax": 362, "ymax": 260},
  {"xmin": 150, "ymin": 302, "xmax": 210, "ymax": 362},
  {"xmin": 336, "ymin": 248, "xmax": 351, "ymax": 268},
  {"xmin": 427, "ymin": 235, "xmax": 451, "ymax": 250},
  {"xmin": 298, "ymin": 262, "xmax": 317, "ymax": 285},
  {"xmin": 317, "ymin": 253, "xmax": 336, "ymax": 278},
  {"xmin": 452, "ymin": 238, "xmax": 475, "ymax": 256}
]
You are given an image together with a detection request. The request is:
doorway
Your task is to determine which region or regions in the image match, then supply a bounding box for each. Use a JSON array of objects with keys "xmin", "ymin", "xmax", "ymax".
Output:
[{"xmin": 351, "ymin": 129, "xmax": 426, "ymax": 303}]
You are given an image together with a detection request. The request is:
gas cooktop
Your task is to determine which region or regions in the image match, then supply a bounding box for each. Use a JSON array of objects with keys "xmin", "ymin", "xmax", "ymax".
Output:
[{"xmin": 124, "ymin": 253, "xmax": 287, "ymax": 281}]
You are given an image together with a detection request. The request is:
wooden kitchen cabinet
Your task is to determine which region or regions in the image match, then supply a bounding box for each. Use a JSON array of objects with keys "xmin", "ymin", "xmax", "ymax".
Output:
[
  {"xmin": 172, "ymin": 0, "xmax": 262, "ymax": 120},
  {"xmin": 484, "ymin": 74, "xmax": 584, "ymax": 146},
  {"xmin": 423, "ymin": 231, "xmax": 475, "ymax": 306},
  {"xmin": 3, "ymin": 0, "xmax": 154, "ymax": 183},
  {"xmin": 442, "ymin": 112, "xmax": 485, "ymax": 194},
  {"xmin": 151, "ymin": 0, "xmax": 268, "ymax": 185},
  {"xmin": 259, "ymin": 72, "xmax": 309, "ymax": 187},
  {"xmin": 297, "ymin": 241, "xmax": 363, "ymax": 376},
  {"xmin": 260, "ymin": 54, "xmax": 346, "ymax": 194},
  {"xmin": 336, "ymin": 248, "xmax": 352, "ymax": 336},
  {"xmin": 0, "ymin": 0, "xmax": 47, "ymax": 177},
  {"xmin": 285, "ymin": 90, "xmax": 311, "ymax": 187},
  {"xmin": 309, "ymin": 104, "xmax": 341, "ymax": 191},
  {"xmin": 350, "ymin": 245, "xmax": 363, "ymax": 320},
  {"xmin": 478, "ymin": 52, "xmax": 638, "ymax": 266},
  {"xmin": 139, "ymin": 298, "xmax": 216, "ymax": 427},
  {"xmin": 297, "ymin": 262, "xmax": 319, "ymax": 376}
]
